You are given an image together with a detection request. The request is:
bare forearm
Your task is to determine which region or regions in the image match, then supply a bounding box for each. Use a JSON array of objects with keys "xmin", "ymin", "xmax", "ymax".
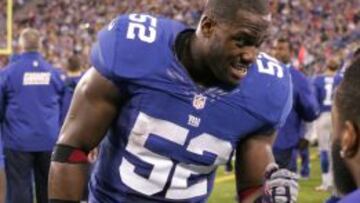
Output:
[
  {"xmin": 236, "ymin": 136, "xmax": 275, "ymax": 190},
  {"xmin": 236, "ymin": 133, "xmax": 276, "ymax": 202},
  {"xmin": 48, "ymin": 162, "xmax": 89, "ymax": 201}
]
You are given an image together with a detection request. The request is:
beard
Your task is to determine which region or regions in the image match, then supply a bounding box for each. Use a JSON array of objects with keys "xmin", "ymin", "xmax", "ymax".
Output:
[{"xmin": 331, "ymin": 140, "xmax": 358, "ymax": 195}]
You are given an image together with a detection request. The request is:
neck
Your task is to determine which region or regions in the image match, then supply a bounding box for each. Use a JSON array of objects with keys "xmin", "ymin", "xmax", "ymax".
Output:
[
  {"xmin": 282, "ymin": 59, "xmax": 291, "ymax": 65},
  {"xmin": 324, "ymin": 69, "xmax": 336, "ymax": 76},
  {"xmin": 178, "ymin": 33, "xmax": 218, "ymax": 87}
]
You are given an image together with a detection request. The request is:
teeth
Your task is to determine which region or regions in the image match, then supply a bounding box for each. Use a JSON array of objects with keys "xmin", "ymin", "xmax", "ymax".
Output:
[{"xmin": 238, "ymin": 67, "xmax": 247, "ymax": 75}]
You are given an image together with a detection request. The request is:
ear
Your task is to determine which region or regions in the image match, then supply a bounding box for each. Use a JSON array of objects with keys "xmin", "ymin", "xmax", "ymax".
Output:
[
  {"xmin": 199, "ymin": 16, "xmax": 216, "ymax": 38},
  {"xmin": 341, "ymin": 121, "xmax": 360, "ymax": 158}
]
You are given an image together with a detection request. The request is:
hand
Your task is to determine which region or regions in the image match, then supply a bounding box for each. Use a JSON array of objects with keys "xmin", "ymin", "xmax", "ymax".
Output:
[
  {"xmin": 263, "ymin": 163, "xmax": 299, "ymax": 203},
  {"xmin": 298, "ymin": 138, "xmax": 309, "ymax": 150}
]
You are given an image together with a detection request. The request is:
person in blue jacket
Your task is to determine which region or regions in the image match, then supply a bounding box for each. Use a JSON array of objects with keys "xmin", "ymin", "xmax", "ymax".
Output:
[
  {"xmin": 273, "ymin": 37, "xmax": 320, "ymax": 173},
  {"xmin": 0, "ymin": 28, "xmax": 64, "ymax": 203},
  {"xmin": 331, "ymin": 55, "xmax": 360, "ymax": 203}
]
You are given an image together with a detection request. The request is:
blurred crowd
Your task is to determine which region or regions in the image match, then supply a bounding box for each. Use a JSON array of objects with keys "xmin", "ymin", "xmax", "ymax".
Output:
[
  {"xmin": 0, "ymin": 0, "xmax": 359, "ymax": 73},
  {"xmin": 0, "ymin": 1, "xmax": 7, "ymax": 49},
  {"xmin": 269, "ymin": 0, "xmax": 360, "ymax": 74}
]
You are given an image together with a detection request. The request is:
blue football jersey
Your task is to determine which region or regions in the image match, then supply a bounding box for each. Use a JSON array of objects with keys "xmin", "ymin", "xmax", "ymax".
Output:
[
  {"xmin": 313, "ymin": 75, "xmax": 336, "ymax": 113},
  {"xmin": 89, "ymin": 14, "xmax": 293, "ymax": 203},
  {"xmin": 339, "ymin": 190, "xmax": 360, "ymax": 203}
]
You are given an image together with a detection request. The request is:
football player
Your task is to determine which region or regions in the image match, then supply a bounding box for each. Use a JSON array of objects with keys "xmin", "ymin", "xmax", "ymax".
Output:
[
  {"xmin": 313, "ymin": 59, "xmax": 339, "ymax": 191},
  {"xmin": 49, "ymin": 0, "xmax": 298, "ymax": 203},
  {"xmin": 272, "ymin": 38, "xmax": 319, "ymax": 173}
]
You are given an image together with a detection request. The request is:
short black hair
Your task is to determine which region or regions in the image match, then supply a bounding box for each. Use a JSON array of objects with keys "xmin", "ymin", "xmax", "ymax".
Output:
[
  {"xmin": 336, "ymin": 56, "xmax": 360, "ymax": 126},
  {"xmin": 204, "ymin": 0, "xmax": 270, "ymax": 21},
  {"xmin": 67, "ymin": 55, "xmax": 81, "ymax": 72}
]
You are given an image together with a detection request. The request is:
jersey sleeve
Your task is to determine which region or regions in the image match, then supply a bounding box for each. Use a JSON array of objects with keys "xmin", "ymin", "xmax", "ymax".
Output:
[
  {"xmin": 90, "ymin": 18, "xmax": 118, "ymax": 80},
  {"xmin": 240, "ymin": 53, "xmax": 293, "ymax": 133},
  {"xmin": 90, "ymin": 14, "xmax": 181, "ymax": 83}
]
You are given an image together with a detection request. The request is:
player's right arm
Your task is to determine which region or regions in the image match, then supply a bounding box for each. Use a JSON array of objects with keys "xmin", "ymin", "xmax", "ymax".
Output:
[
  {"xmin": 236, "ymin": 132, "xmax": 299, "ymax": 203},
  {"xmin": 48, "ymin": 67, "xmax": 121, "ymax": 202}
]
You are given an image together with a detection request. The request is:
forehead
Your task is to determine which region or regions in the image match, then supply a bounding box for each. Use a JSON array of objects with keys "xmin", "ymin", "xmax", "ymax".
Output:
[{"xmin": 226, "ymin": 10, "xmax": 270, "ymax": 34}]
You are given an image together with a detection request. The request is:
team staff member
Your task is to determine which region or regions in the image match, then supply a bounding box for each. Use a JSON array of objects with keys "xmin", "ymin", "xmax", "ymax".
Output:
[
  {"xmin": 0, "ymin": 28, "xmax": 64, "ymax": 203},
  {"xmin": 273, "ymin": 38, "xmax": 319, "ymax": 172}
]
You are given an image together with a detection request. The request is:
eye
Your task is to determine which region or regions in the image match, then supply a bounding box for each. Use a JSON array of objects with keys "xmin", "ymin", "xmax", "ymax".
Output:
[
  {"xmin": 234, "ymin": 36, "xmax": 260, "ymax": 47},
  {"xmin": 235, "ymin": 38, "xmax": 246, "ymax": 47}
]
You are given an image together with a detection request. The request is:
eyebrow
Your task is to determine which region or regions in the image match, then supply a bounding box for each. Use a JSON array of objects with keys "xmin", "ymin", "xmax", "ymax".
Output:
[{"xmin": 234, "ymin": 28, "xmax": 267, "ymax": 42}]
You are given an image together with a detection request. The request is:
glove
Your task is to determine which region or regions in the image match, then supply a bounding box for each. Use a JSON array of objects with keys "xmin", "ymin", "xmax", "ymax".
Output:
[{"xmin": 262, "ymin": 163, "xmax": 299, "ymax": 203}]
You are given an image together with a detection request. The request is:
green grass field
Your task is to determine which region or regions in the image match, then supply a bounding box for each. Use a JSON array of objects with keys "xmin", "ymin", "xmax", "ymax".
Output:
[{"xmin": 208, "ymin": 147, "xmax": 331, "ymax": 203}]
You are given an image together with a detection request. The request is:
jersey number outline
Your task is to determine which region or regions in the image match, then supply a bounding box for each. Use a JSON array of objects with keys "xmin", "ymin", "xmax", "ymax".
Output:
[
  {"xmin": 119, "ymin": 112, "xmax": 232, "ymax": 199},
  {"xmin": 257, "ymin": 53, "xmax": 284, "ymax": 78},
  {"xmin": 126, "ymin": 14, "xmax": 157, "ymax": 43},
  {"xmin": 323, "ymin": 78, "xmax": 334, "ymax": 106}
]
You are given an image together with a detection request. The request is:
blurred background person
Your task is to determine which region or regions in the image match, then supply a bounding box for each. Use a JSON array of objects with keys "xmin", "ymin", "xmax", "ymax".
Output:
[
  {"xmin": 0, "ymin": 28, "xmax": 64, "ymax": 203},
  {"xmin": 272, "ymin": 37, "xmax": 319, "ymax": 173},
  {"xmin": 60, "ymin": 54, "xmax": 84, "ymax": 124},
  {"xmin": 312, "ymin": 58, "xmax": 339, "ymax": 191}
]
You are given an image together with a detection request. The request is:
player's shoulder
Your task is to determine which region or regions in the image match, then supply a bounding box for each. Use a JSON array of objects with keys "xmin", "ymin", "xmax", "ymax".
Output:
[
  {"xmin": 247, "ymin": 52, "xmax": 292, "ymax": 91},
  {"xmin": 238, "ymin": 52, "xmax": 293, "ymax": 128},
  {"xmin": 91, "ymin": 13, "xmax": 188, "ymax": 81},
  {"xmin": 339, "ymin": 190, "xmax": 360, "ymax": 203}
]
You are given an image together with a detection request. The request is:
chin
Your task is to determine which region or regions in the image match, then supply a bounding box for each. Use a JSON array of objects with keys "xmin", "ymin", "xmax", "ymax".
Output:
[{"xmin": 221, "ymin": 78, "xmax": 241, "ymax": 90}]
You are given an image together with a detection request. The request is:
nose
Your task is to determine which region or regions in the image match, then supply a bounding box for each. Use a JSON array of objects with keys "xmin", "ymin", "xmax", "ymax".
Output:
[{"xmin": 240, "ymin": 48, "xmax": 257, "ymax": 65}]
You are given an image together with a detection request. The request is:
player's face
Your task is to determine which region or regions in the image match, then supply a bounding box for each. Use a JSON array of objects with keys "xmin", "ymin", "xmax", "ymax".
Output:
[
  {"xmin": 274, "ymin": 42, "xmax": 291, "ymax": 64},
  {"xmin": 199, "ymin": 11, "xmax": 269, "ymax": 86},
  {"xmin": 331, "ymin": 103, "xmax": 357, "ymax": 194}
]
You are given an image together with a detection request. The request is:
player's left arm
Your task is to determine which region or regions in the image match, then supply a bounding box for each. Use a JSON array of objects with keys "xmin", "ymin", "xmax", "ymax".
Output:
[{"xmin": 236, "ymin": 131, "xmax": 299, "ymax": 203}]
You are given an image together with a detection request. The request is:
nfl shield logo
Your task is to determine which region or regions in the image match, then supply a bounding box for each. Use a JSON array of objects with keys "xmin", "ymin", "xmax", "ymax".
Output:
[{"xmin": 192, "ymin": 94, "xmax": 207, "ymax": 110}]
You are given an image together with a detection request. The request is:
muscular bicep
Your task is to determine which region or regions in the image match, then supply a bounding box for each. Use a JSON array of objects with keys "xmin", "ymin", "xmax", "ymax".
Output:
[
  {"xmin": 235, "ymin": 131, "xmax": 276, "ymax": 201},
  {"xmin": 58, "ymin": 67, "xmax": 122, "ymax": 151}
]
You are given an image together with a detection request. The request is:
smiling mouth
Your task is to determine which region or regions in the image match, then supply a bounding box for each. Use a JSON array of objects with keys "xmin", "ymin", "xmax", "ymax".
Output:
[{"xmin": 230, "ymin": 61, "xmax": 249, "ymax": 80}]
